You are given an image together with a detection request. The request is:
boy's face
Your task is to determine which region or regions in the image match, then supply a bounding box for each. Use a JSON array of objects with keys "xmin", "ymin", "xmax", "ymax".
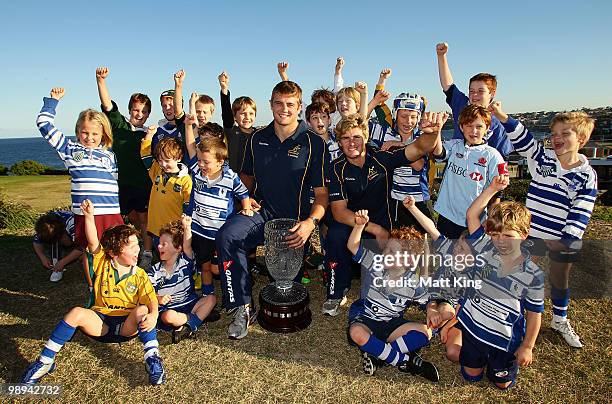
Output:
[
  {"xmin": 489, "ymin": 228, "xmax": 526, "ymax": 256},
  {"xmin": 468, "ymin": 80, "xmax": 494, "ymax": 107},
  {"xmin": 129, "ymin": 102, "xmax": 151, "ymax": 128},
  {"xmin": 550, "ymin": 122, "xmax": 580, "ymax": 157},
  {"xmin": 197, "ymin": 151, "xmax": 224, "ymax": 179},
  {"xmin": 235, "ymin": 105, "xmax": 256, "ymax": 131},
  {"xmin": 337, "ymin": 95, "xmax": 357, "ymax": 118},
  {"xmin": 157, "ymin": 153, "xmax": 180, "ymax": 174},
  {"xmin": 395, "ymin": 110, "xmax": 420, "ymax": 136},
  {"xmin": 338, "ymin": 128, "xmax": 365, "ymax": 160},
  {"xmin": 195, "ymin": 101, "xmax": 215, "ymax": 127},
  {"xmin": 308, "ymin": 112, "xmax": 331, "ymax": 136},
  {"xmin": 158, "ymin": 233, "xmax": 181, "ymax": 262},
  {"xmin": 115, "ymin": 235, "xmax": 140, "ymax": 267},
  {"xmin": 452, "ymin": 237, "xmax": 472, "ymax": 257},
  {"xmin": 270, "ymin": 93, "xmax": 300, "ymax": 126},
  {"xmin": 161, "ymin": 96, "xmax": 175, "ymax": 121},
  {"xmin": 78, "ymin": 119, "xmax": 103, "ymax": 149},
  {"xmin": 461, "ymin": 117, "xmax": 488, "ymax": 145}
]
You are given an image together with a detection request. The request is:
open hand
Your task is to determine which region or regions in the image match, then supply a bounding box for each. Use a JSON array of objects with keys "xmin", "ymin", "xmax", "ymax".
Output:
[{"xmin": 50, "ymin": 87, "xmax": 65, "ymax": 100}]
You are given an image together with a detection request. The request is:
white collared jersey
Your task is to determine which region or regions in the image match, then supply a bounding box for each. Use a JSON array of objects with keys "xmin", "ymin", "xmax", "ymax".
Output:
[
  {"xmin": 353, "ymin": 246, "xmax": 427, "ymax": 322},
  {"xmin": 37, "ymin": 97, "xmax": 119, "ymax": 215},
  {"xmin": 503, "ymin": 117, "xmax": 597, "ymax": 241},
  {"xmin": 147, "ymin": 253, "xmax": 198, "ymax": 310},
  {"xmin": 428, "ymin": 235, "xmax": 473, "ymax": 306},
  {"xmin": 457, "ymin": 227, "xmax": 544, "ymax": 352}
]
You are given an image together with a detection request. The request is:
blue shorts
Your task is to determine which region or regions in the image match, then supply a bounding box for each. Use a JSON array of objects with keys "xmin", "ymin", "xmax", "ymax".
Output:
[
  {"xmin": 458, "ymin": 323, "xmax": 518, "ymax": 384},
  {"xmin": 90, "ymin": 312, "xmax": 134, "ymax": 343},
  {"xmin": 158, "ymin": 299, "xmax": 198, "ymax": 331},
  {"xmin": 347, "ymin": 300, "xmax": 408, "ymax": 343}
]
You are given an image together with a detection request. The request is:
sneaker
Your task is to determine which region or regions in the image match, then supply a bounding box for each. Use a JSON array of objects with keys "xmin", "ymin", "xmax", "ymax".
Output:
[
  {"xmin": 49, "ymin": 271, "xmax": 63, "ymax": 282},
  {"xmin": 144, "ymin": 354, "xmax": 166, "ymax": 385},
  {"xmin": 361, "ymin": 351, "xmax": 386, "ymax": 376},
  {"xmin": 227, "ymin": 304, "xmax": 257, "ymax": 340},
  {"xmin": 203, "ymin": 308, "xmax": 221, "ymax": 323},
  {"xmin": 139, "ymin": 251, "xmax": 153, "ymax": 271},
  {"xmin": 551, "ymin": 318, "xmax": 583, "ymax": 348},
  {"xmin": 321, "ymin": 295, "xmax": 348, "ymax": 317},
  {"xmin": 397, "ymin": 352, "xmax": 440, "ymax": 382},
  {"xmin": 249, "ymin": 261, "xmax": 269, "ymax": 277},
  {"xmin": 21, "ymin": 360, "xmax": 56, "ymax": 384},
  {"xmin": 171, "ymin": 326, "xmax": 195, "ymax": 344}
]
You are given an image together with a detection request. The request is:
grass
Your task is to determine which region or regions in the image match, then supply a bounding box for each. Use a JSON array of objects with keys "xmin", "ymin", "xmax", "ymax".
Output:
[
  {"xmin": 0, "ymin": 175, "xmax": 71, "ymax": 212},
  {"xmin": 0, "ymin": 177, "xmax": 610, "ymax": 402}
]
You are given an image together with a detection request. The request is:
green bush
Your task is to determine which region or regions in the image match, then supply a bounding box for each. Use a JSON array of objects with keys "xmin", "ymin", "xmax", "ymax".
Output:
[
  {"xmin": 0, "ymin": 193, "xmax": 37, "ymax": 230},
  {"xmin": 504, "ymin": 179, "xmax": 530, "ymax": 203},
  {"xmin": 0, "ymin": 164, "xmax": 8, "ymax": 175},
  {"xmin": 10, "ymin": 160, "xmax": 49, "ymax": 176}
]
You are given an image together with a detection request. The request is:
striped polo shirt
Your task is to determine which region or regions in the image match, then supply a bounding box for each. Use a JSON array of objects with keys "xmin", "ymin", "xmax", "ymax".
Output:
[{"xmin": 147, "ymin": 253, "xmax": 198, "ymax": 310}]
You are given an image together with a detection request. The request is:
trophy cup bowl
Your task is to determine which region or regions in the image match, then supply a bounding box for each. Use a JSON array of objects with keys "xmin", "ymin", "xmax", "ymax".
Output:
[{"xmin": 258, "ymin": 218, "xmax": 312, "ymax": 333}]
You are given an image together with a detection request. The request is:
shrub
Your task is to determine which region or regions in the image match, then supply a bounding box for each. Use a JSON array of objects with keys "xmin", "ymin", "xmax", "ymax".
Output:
[
  {"xmin": 0, "ymin": 164, "xmax": 8, "ymax": 175},
  {"xmin": 0, "ymin": 193, "xmax": 38, "ymax": 230},
  {"xmin": 10, "ymin": 160, "xmax": 48, "ymax": 176},
  {"xmin": 504, "ymin": 179, "xmax": 530, "ymax": 203}
]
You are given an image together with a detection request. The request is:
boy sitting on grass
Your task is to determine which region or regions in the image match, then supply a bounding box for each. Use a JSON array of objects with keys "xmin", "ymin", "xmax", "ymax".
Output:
[
  {"xmin": 346, "ymin": 209, "xmax": 440, "ymax": 382},
  {"xmin": 147, "ymin": 216, "xmax": 218, "ymax": 343},
  {"xmin": 459, "ymin": 175, "xmax": 544, "ymax": 389},
  {"xmin": 22, "ymin": 199, "xmax": 166, "ymax": 386}
]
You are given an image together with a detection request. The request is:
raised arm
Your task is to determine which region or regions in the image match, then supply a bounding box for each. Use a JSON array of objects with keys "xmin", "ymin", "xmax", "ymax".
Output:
[
  {"xmin": 81, "ymin": 199, "xmax": 100, "ymax": 253},
  {"xmin": 174, "ymin": 69, "xmax": 186, "ymax": 118},
  {"xmin": 95, "ymin": 67, "xmax": 113, "ymax": 112},
  {"xmin": 403, "ymin": 196, "xmax": 441, "ymax": 240},
  {"xmin": 181, "ymin": 215, "xmax": 193, "ymax": 259},
  {"xmin": 347, "ymin": 210, "xmax": 369, "ymax": 256},
  {"xmin": 140, "ymin": 126, "xmax": 158, "ymax": 170},
  {"xmin": 184, "ymin": 113, "xmax": 198, "ymax": 160},
  {"xmin": 436, "ymin": 43, "xmax": 454, "ymax": 92},
  {"xmin": 466, "ymin": 175, "xmax": 509, "ymax": 234},
  {"xmin": 218, "ymin": 71, "xmax": 234, "ymax": 129},
  {"xmin": 404, "ymin": 112, "xmax": 448, "ymax": 161},
  {"xmin": 333, "ymin": 57, "xmax": 345, "ymax": 93},
  {"xmin": 277, "ymin": 61, "xmax": 289, "ymax": 81},
  {"xmin": 355, "ymin": 81, "xmax": 368, "ymax": 119}
]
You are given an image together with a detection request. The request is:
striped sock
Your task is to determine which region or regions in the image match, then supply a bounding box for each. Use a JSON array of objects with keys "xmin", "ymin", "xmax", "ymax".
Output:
[
  {"xmin": 187, "ymin": 313, "xmax": 203, "ymax": 331},
  {"xmin": 138, "ymin": 328, "xmax": 159, "ymax": 360},
  {"xmin": 360, "ymin": 335, "xmax": 407, "ymax": 366},
  {"xmin": 551, "ymin": 287, "xmax": 570, "ymax": 319},
  {"xmin": 40, "ymin": 320, "xmax": 76, "ymax": 364},
  {"xmin": 391, "ymin": 330, "xmax": 429, "ymax": 353}
]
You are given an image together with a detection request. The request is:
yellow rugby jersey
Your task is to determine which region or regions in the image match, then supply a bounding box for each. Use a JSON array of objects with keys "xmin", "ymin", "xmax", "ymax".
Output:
[{"xmin": 88, "ymin": 247, "xmax": 156, "ymax": 316}]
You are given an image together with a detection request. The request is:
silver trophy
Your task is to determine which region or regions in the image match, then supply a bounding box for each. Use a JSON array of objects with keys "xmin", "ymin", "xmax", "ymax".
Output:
[{"xmin": 258, "ymin": 219, "xmax": 312, "ymax": 333}]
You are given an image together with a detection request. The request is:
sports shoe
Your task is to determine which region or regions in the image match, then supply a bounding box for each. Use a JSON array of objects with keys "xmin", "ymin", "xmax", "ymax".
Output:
[
  {"xmin": 171, "ymin": 326, "xmax": 195, "ymax": 344},
  {"xmin": 21, "ymin": 360, "xmax": 56, "ymax": 384},
  {"xmin": 361, "ymin": 351, "xmax": 386, "ymax": 376},
  {"xmin": 551, "ymin": 318, "xmax": 583, "ymax": 348},
  {"xmin": 139, "ymin": 251, "xmax": 153, "ymax": 271},
  {"xmin": 227, "ymin": 304, "xmax": 257, "ymax": 340},
  {"xmin": 145, "ymin": 354, "xmax": 166, "ymax": 385},
  {"xmin": 249, "ymin": 261, "xmax": 269, "ymax": 277},
  {"xmin": 49, "ymin": 271, "xmax": 63, "ymax": 282},
  {"xmin": 397, "ymin": 352, "xmax": 440, "ymax": 382},
  {"xmin": 321, "ymin": 295, "xmax": 348, "ymax": 317}
]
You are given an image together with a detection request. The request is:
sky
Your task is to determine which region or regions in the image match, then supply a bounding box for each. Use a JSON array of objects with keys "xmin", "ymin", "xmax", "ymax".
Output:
[{"xmin": 1, "ymin": 0, "xmax": 610, "ymax": 138}]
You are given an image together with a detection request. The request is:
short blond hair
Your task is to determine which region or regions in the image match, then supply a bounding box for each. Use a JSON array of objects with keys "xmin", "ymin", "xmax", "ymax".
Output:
[
  {"xmin": 75, "ymin": 109, "xmax": 113, "ymax": 149},
  {"xmin": 335, "ymin": 113, "xmax": 369, "ymax": 143},
  {"xmin": 485, "ymin": 201, "xmax": 531, "ymax": 237},
  {"xmin": 551, "ymin": 111, "xmax": 595, "ymax": 148},
  {"xmin": 336, "ymin": 87, "xmax": 360, "ymax": 110}
]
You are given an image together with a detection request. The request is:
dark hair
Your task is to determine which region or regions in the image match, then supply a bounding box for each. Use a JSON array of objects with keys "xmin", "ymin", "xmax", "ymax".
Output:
[
  {"xmin": 35, "ymin": 213, "xmax": 66, "ymax": 244},
  {"xmin": 128, "ymin": 93, "xmax": 152, "ymax": 113},
  {"xmin": 100, "ymin": 225, "xmax": 139, "ymax": 259},
  {"xmin": 305, "ymin": 101, "xmax": 331, "ymax": 121}
]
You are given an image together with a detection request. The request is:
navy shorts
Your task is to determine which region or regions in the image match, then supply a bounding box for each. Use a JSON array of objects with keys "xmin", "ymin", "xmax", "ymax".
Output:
[
  {"xmin": 192, "ymin": 234, "xmax": 218, "ymax": 267},
  {"xmin": 458, "ymin": 324, "xmax": 518, "ymax": 384},
  {"xmin": 347, "ymin": 300, "xmax": 409, "ymax": 343},
  {"xmin": 119, "ymin": 185, "xmax": 149, "ymax": 215},
  {"xmin": 525, "ymin": 237, "xmax": 581, "ymax": 263},
  {"xmin": 90, "ymin": 312, "xmax": 134, "ymax": 343},
  {"xmin": 158, "ymin": 299, "xmax": 198, "ymax": 331}
]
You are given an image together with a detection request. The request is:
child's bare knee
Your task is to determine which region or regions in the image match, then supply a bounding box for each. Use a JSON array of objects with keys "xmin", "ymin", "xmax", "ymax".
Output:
[
  {"xmin": 446, "ymin": 344, "xmax": 461, "ymax": 362},
  {"xmin": 64, "ymin": 307, "xmax": 87, "ymax": 324},
  {"xmin": 135, "ymin": 305, "xmax": 149, "ymax": 316},
  {"xmin": 349, "ymin": 325, "xmax": 369, "ymax": 346}
]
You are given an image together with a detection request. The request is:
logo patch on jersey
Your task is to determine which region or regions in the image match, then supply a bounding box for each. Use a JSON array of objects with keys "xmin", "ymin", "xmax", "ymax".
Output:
[
  {"xmin": 101, "ymin": 157, "xmax": 112, "ymax": 169},
  {"xmin": 469, "ymin": 172, "xmax": 483, "ymax": 181},
  {"xmin": 569, "ymin": 176, "xmax": 582, "ymax": 191},
  {"xmin": 455, "ymin": 153, "xmax": 464, "ymax": 158},
  {"xmin": 328, "ymin": 261, "xmax": 338, "ymax": 270},
  {"xmin": 287, "ymin": 145, "xmax": 301, "ymax": 158},
  {"xmin": 536, "ymin": 159, "xmax": 557, "ymax": 178},
  {"xmin": 126, "ymin": 281, "xmax": 137, "ymax": 294},
  {"xmin": 367, "ymin": 166, "xmax": 379, "ymax": 181},
  {"xmin": 447, "ymin": 161, "xmax": 467, "ymax": 177},
  {"xmin": 510, "ymin": 281, "xmax": 524, "ymax": 295},
  {"xmin": 475, "ymin": 157, "xmax": 487, "ymax": 167},
  {"xmin": 73, "ymin": 151, "xmax": 84, "ymax": 162},
  {"xmin": 223, "ymin": 260, "xmax": 233, "ymax": 272},
  {"xmin": 173, "ymin": 184, "xmax": 182, "ymax": 193}
]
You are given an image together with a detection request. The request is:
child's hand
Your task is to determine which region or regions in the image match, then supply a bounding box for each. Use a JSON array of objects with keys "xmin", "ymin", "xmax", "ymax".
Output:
[
  {"xmin": 80, "ymin": 199, "xmax": 94, "ymax": 216},
  {"xmin": 181, "ymin": 214, "xmax": 192, "ymax": 229},
  {"xmin": 250, "ymin": 199, "xmax": 261, "ymax": 212},
  {"xmin": 139, "ymin": 312, "xmax": 158, "ymax": 332},
  {"xmin": 277, "ymin": 61, "xmax": 289, "ymax": 75},
  {"xmin": 174, "ymin": 69, "xmax": 185, "ymax": 86},
  {"xmin": 95, "ymin": 67, "xmax": 109, "ymax": 80},
  {"xmin": 185, "ymin": 113, "xmax": 197, "ymax": 126},
  {"xmin": 515, "ymin": 345, "xmax": 533, "ymax": 366},
  {"xmin": 354, "ymin": 209, "xmax": 369, "ymax": 226},
  {"xmin": 489, "ymin": 175, "xmax": 509, "ymax": 192},
  {"xmin": 158, "ymin": 295, "xmax": 172, "ymax": 305},
  {"xmin": 373, "ymin": 90, "xmax": 390, "ymax": 106},
  {"xmin": 335, "ymin": 57, "xmax": 345, "ymax": 74},
  {"xmin": 379, "ymin": 68, "xmax": 392, "ymax": 81},
  {"xmin": 218, "ymin": 71, "xmax": 229, "ymax": 91},
  {"xmin": 427, "ymin": 307, "xmax": 442, "ymax": 329},
  {"xmin": 189, "ymin": 92, "xmax": 199, "ymax": 105},
  {"xmin": 146, "ymin": 125, "xmax": 158, "ymax": 137},
  {"xmin": 50, "ymin": 87, "xmax": 65, "ymax": 100},
  {"xmin": 355, "ymin": 81, "xmax": 367, "ymax": 95},
  {"xmin": 419, "ymin": 111, "xmax": 449, "ymax": 135},
  {"xmin": 403, "ymin": 196, "xmax": 416, "ymax": 210},
  {"xmin": 436, "ymin": 42, "xmax": 449, "ymax": 56},
  {"xmin": 488, "ymin": 100, "xmax": 509, "ymax": 123},
  {"xmin": 40, "ymin": 256, "xmax": 53, "ymax": 270},
  {"xmin": 239, "ymin": 208, "xmax": 254, "ymax": 217}
]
